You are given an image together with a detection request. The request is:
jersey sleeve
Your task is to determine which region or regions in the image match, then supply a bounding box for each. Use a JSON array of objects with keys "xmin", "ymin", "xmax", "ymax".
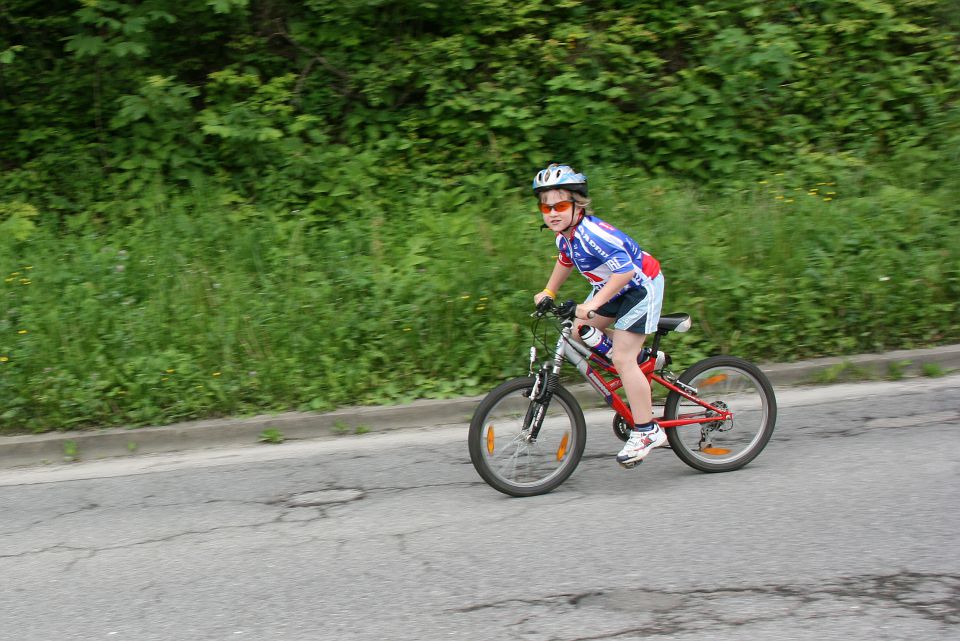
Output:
[
  {"xmin": 556, "ymin": 237, "xmax": 573, "ymax": 267},
  {"xmin": 605, "ymin": 253, "xmax": 636, "ymax": 274}
]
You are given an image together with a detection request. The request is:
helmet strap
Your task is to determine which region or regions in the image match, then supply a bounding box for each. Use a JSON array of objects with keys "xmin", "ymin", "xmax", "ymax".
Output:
[{"xmin": 561, "ymin": 204, "xmax": 583, "ymax": 233}]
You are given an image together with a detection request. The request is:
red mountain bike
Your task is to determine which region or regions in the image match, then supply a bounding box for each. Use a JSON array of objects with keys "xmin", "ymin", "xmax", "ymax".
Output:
[{"xmin": 468, "ymin": 299, "xmax": 777, "ymax": 497}]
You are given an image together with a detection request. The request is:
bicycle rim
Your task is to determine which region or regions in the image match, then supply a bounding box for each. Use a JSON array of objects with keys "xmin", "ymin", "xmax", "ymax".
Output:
[
  {"xmin": 665, "ymin": 357, "xmax": 776, "ymax": 472},
  {"xmin": 470, "ymin": 379, "xmax": 585, "ymax": 496}
]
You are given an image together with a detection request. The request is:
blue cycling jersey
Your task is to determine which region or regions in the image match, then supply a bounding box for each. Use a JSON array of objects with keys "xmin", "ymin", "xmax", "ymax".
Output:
[{"xmin": 556, "ymin": 215, "xmax": 661, "ymax": 297}]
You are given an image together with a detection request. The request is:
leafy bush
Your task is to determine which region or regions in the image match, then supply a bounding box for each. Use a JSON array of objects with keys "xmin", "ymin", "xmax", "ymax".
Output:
[
  {"xmin": 2, "ymin": 0, "xmax": 958, "ymax": 212},
  {"xmin": 1, "ymin": 1, "xmax": 958, "ymax": 431},
  {"xmin": 2, "ymin": 164, "xmax": 958, "ymax": 433}
]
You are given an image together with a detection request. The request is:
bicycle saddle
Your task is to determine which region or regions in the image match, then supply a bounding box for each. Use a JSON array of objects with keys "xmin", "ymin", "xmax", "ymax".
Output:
[{"xmin": 658, "ymin": 313, "xmax": 692, "ymax": 333}]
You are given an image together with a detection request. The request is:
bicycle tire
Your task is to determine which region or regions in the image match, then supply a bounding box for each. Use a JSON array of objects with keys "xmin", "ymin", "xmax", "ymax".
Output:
[
  {"xmin": 663, "ymin": 355, "xmax": 776, "ymax": 473},
  {"xmin": 468, "ymin": 376, "xmax": 586, "ymax": 497}
]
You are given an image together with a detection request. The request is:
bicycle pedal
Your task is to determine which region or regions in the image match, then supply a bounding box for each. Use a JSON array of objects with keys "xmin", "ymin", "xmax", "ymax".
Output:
[{"xmin": 619, "ymin": 460, "xmax": 642, "ymax": 469}]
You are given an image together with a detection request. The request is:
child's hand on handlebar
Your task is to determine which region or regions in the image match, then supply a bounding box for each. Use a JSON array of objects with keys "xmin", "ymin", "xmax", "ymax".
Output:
[
  {"xmin": 533, "ymin": 290, "xmax": 554, "ymax": 306},
  {"xmin": 575, "ymin": 304, "xmax": 598, "ymax": 320},
  {"xmin": 535, "ymin": 296, "xmax": 555, "ymax": 314}
]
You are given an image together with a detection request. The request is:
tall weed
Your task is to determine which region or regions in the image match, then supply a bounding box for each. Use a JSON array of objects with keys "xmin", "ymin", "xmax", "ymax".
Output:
[{"xmin": 1, "ymin": 165, "xmax": 957, "ymax": 433}]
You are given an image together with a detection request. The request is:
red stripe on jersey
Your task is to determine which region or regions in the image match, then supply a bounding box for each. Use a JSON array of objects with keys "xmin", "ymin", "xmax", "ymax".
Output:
[{"xmin": 641, "ymin": 253, "xmax": 660, "ymax": 278}]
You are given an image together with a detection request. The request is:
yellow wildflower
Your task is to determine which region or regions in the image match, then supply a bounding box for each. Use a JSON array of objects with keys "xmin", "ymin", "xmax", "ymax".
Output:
[
  {"xmin": 0, "ymin": 356, "xmax": 8, "ymax": 362},
  {"xmin": 17, "ymin": 330, "xmax": 27, "ymax": 335}
]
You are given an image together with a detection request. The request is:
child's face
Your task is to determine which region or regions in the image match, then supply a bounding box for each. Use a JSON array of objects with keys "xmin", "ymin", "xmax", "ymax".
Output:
[{"xmin": 539, "ymin": 189, "xmax": 578, "ymax": 233}]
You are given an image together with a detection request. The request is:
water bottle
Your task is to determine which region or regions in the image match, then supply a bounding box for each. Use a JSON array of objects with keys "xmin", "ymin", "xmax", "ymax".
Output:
[
  {"xmin": 578, "ymin": 326, "xmax": 614, "ymax": 357},
  {"xmin": 582, "ymin": 332, "xmax": 669, "ymax": 370}
]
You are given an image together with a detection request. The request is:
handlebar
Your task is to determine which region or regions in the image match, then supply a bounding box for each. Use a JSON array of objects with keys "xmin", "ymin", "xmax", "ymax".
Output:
[
  {"xmin": 534, "ymin": 297, "xmax": 577, "ymax": 320},
  {"xmin": 534, "ymin": 298, "xmax": 598, "ymax": 321}
]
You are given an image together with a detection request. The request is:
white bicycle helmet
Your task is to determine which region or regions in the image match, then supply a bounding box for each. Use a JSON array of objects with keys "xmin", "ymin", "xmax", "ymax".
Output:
[{"xmin": 531, "ymin": 163, "xmax": 588, "ymax": 196}]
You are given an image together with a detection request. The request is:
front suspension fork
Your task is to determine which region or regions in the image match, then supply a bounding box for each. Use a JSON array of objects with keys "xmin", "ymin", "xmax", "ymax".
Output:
[{"xmin": 524, "ymin": 365, "xmax": 558, "ymax": 441}]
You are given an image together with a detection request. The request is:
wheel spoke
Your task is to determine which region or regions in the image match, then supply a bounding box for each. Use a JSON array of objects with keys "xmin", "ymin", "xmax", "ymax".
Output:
[
  {"xmin": 664, "ymin": 357, "xmax": 776, "ymax": 472},
  {"xmin": 469, "ymin": 378, "xmax": 587, "ymax": 496}
]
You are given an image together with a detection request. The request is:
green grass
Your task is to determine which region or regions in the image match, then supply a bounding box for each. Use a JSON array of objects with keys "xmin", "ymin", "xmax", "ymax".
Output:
[
  {"xmin": 258, "ymin": 428, "xmax": 285, "ymax": 444},
  {"xmin": 810, "ymin": 361, "xmax": 876, "ymax": 385},
  {"xmin": 921, "ymin": 363, "xmax": 946, "ymax": 378},
  {"xmin": 1, "ymin": 167, "xmax": 958, "ymax": 433}
]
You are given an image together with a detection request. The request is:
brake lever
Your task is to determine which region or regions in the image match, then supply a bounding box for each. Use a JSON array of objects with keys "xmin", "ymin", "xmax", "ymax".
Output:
[
  {"xmin": 533, "ymin": 297, "xmax": 555, "ymax": 317},
  {"xmin": 556, "ymin": 299, "xmax": 577, "ymax": 320}
]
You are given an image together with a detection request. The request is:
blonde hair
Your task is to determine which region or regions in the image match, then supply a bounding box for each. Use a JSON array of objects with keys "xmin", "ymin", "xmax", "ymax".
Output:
[{"xmin": 539, "ymin": 188, "xmax": 593, "ymax": 216}]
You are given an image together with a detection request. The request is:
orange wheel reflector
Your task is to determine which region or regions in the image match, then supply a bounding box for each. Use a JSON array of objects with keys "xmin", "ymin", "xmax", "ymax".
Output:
[
  {"xmin": 557, "ymin": 433, "xmax": 570, "ymax": 461},
  {"xmin": 702, "ymin": 447, "xmax": 731, "ymax": 455},
  {"xmin": 702, "ymin": 374, "xmax": 728, "ymax": 386},
  {"xmin": 486, "ymin": 426, "xmax": 495, "ymax": 455}
]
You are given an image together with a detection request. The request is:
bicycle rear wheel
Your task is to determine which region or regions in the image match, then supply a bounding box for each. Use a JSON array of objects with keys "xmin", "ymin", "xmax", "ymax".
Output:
[
  {"xmin": 468, "ymin": 376, "xmax": 586, "ymax": 497},
  {"xmin": 663, "ymin": 355, "xmax": 776, "ymax": 472}
]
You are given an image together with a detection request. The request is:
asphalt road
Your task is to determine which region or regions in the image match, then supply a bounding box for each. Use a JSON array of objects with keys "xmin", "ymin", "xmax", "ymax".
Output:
[{"xmin": 1, "ymin": 376, "xmax": 958, "ymax": 641}]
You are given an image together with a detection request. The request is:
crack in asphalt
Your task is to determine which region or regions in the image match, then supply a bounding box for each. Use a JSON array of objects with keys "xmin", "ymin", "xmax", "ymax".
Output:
[
  {"xmin": 761, "ymin": 408, "xmax": 960, "ymax": 444},
  {"xmin": 0, "ymin": 478, "xmax": 482, "ymax": 563},
  {"xmin": 364, "ymin": 480, "xmax": 483, "ymax": 495},
  {"xmin": 453, "ymin": 571, "xmax": 960, "ymax": 639},
  {"xmin": 0, "ymin": 501, "xmax": 102, "ymax": 537}
]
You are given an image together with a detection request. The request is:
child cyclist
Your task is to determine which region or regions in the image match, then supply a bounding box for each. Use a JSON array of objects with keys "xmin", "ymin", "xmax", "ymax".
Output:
[{"xmin": 531, "ymin": 163, "xmax": 666, "ymax": 467}]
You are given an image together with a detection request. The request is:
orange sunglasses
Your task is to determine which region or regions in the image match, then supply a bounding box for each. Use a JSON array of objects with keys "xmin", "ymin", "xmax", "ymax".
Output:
[{"xmin": 538, "ymin": 200, "xmax": 575, "ymax": 214}]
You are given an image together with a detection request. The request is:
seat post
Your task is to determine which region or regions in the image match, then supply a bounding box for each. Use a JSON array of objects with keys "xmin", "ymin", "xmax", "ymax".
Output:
[{"xmin": 650, "ymin": 330, "xmax": 666, "ymax": 354}]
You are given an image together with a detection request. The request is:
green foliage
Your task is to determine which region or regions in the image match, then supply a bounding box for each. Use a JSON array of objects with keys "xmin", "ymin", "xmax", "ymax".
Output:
[
  {"xmin": 0, "ymin": 1, "xmax": 958, "ymax": 432},
  {"xmin": 0, "ymin": 166, "xmax": 957, "ymax": 433},
  {"xmin": 258, "ymin": 428, "xmax": 284, "ymax": 444},
  {"xmin": 887, "ymin": 360, "xmax": 910, "ymax": 381},
  {"xmin": 811, "ymin": 362, "xmax": 874, "ymax": 385},
  {"xmin": 0, "ymin": 202, "xmax": 38, "ymax": 241},
  {"xmin": 3, "ymin": 0, "xmax": 959, "ymax": 212},
  {"xmin": 921, "ymin": 363, "xmax": 946, "ymax": 378},
  {"xmin": 62, "ymin": 440, "xmax": 78, "ymax": 462}
]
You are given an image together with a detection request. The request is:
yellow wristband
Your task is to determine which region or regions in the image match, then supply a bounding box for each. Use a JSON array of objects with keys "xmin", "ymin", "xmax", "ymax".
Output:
[{"xmin": 542, "ymin": 288, "xmax": 557, "ymax": 299}]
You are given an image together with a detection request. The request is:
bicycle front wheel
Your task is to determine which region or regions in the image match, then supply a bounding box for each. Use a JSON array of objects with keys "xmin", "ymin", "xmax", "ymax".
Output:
[
  {"xmin": 663, "ymin": 355, "xmax": 777, "ymax": 473},
  {"xmin": 468, "ymin": 376, "xmax": 586, "ymax": 497}
]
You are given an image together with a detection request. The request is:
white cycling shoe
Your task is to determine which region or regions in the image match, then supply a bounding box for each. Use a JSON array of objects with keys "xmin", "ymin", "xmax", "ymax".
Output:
[{"xmin": 616, "ymin": 424, "xmax": 667, "ymax": 467}]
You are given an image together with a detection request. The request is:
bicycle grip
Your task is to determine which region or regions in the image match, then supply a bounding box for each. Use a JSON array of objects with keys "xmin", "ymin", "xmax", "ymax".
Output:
[{"xmin": 535, "ymin": 297, "xmax": 554, "ymax": 314}]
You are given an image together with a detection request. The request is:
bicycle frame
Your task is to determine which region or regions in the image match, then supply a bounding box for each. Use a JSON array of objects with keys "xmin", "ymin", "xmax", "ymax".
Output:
[{"xmin": 544, "ymin": 318, "xmax": 732, "ymax": 430}]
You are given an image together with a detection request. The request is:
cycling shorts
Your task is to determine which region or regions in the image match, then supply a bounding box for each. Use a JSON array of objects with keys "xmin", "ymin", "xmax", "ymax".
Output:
[{"xmin": 588, "ymin": 273, "xmax": 664, "ymax": 334}]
